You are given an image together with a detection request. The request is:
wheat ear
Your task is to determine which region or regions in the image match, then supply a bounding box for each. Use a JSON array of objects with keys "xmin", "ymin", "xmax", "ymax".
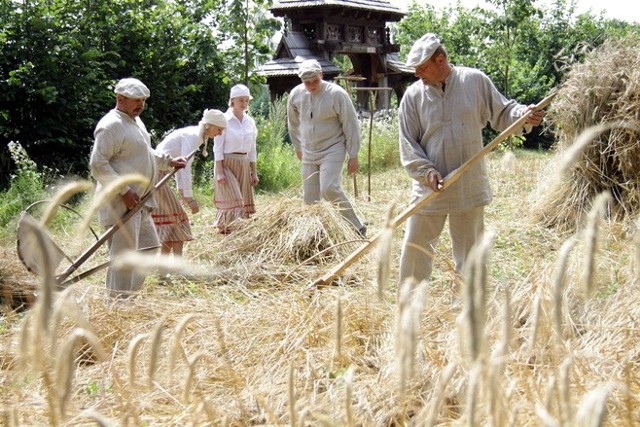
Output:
[
  {"xmin": 55, "ymin": 328, "xmax": 106, "ymax": 417},
  {"xmin": 127, "ymin": 333, "xmax": 149, "ymax": 388},
  {"xmin": 41, "ymin": 180, "xmax": 93, "ymax": 227},
  {"xmin": 583, "ymin": 192, "xmax": 612, "ymax": 299},
  {"xmin": 376, "ymin": 204, "xmax": 395, "ymax": 300},
  {"xmin": 147, "ymin": 315, "xmax": 168, "ymax": 388},
  {"xmin": 169, "ymin": 314, "xmax": 196, "ymax": 383}
]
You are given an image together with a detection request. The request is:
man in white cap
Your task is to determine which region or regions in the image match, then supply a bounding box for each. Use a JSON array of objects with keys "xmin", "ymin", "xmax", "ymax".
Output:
[
  {"xmin": 287, "ymin": 59, "xmax": 366, "ymax": 236},
  {"xmin": 90, "ymin": 77, "xmax": 187, "ymax": 299},
  {"xmin": 397, "ymin": 33, "xmax": 545, "ymax": 295}
]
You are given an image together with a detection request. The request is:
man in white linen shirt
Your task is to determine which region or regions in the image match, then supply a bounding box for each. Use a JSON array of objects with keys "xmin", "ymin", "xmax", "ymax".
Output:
[
  {"xmin": 90, "ymin": 77, "xmax": 186, "ymax": 299},
  {"xmin": 287, "ymin": 59, "xmax": 366, "ymax": 237},
  {"xmin": 398, "ymin": 33, "xmax": 545, "ymax": 293}
]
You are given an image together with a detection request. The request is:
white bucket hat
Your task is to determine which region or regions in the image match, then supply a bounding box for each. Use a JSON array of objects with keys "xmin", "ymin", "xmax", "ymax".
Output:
[
  {"xmin": 201, "ymin": 109, "xmax": 227, "ymax": 129},
  {"xmin": 229, "ymin": 84, "xmax": 253, "ymax": 101},
  {"xmin": 199, "ymin": 109, "xmax": 227, "ymax": 156},
  {"xmin": 114, "ymin": 78, "xmax": 150, "ymax": 99},
  {"xmin": 405, "ymin": 33, "xmax": 442, "ymax": 68}
]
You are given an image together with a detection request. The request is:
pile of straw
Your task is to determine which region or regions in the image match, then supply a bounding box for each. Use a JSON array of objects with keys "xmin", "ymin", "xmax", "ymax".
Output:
[
  {"xmin": 191, "ymin": 196, "xmax": 368, "ymax": 286},
  {"xmin": 0, "ymin": 247, "xmax": 37, "ymax": 311},
  {"xmin": 531, "ymin": 36, "xmax": 640, "ymax": 232}
]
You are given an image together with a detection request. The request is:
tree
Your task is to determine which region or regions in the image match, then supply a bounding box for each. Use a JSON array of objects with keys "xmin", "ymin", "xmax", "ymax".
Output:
[
  {"xmin": 217, "ymin": 0, "xmax": 280, "ymax": 86},
  {"xmin": 0, "ymin": 0, "xmax": 228, "ymax": 189}
]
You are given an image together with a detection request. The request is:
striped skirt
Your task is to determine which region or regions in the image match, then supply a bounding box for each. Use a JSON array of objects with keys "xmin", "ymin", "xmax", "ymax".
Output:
[
  {"xmin": 152, "ymin": 171, "xmax": 193, "ymax": 243},
  {"xmin": 214, "ymin": 153, "xmax": 256, "ymax": 232}
]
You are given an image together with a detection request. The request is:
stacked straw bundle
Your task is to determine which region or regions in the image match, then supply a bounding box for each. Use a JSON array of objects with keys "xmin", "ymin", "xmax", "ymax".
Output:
[
  {"xmin": 195, "ymin": 196, "xmax": 367, "ymax": 285},
  {"xmin": 532, "ymin": 36, "xmax": 640, "ymax": 232}
]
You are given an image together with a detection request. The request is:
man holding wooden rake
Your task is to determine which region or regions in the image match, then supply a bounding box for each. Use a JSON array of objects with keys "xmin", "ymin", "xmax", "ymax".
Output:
[
  {"xmin": 90, "ymin": 77, "xmax": 187, "ymax": 299},
  {"xmin": 398, "ymin": 33, "xmax": 545, "ymax": 293}
]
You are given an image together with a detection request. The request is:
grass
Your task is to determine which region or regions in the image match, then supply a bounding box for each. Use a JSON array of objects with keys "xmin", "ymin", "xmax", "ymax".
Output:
[{"xmin": 1, "ymin": 149, "xmax": 639, "ymax": 425}]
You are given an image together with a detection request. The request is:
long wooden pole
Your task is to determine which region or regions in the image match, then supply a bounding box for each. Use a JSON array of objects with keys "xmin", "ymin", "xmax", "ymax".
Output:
[
  {"xmin": 55, "ymin": 147, "xmax": 201, "ymax": 287},
  {"xmin": 309, "ymin": 91, "xmax": 556, "ymax": 288}
]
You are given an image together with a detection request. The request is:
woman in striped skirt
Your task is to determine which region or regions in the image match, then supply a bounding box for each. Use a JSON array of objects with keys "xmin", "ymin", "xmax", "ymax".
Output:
[
  {"xmin": 213, "ymin": 84, "xmax": 259, "ymax": 234},
  {"xmin": 153, "ymin": 109, "xmax": 228, "ymax": 255}
]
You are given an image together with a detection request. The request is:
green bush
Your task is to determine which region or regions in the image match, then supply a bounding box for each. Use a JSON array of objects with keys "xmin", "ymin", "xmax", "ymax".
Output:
[
  {"xmin": 255, "ymin": 96, "xmax": 301, "ymax": 193},
  {"xmin": 358, "ymin": 112, "xmax": 401, "ymax": 173},
  {"xmin": 0, "ymin": 142, "xmax": 48, "ymax": 235}
]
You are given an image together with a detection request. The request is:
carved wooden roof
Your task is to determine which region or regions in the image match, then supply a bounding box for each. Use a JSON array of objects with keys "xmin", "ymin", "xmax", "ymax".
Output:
[
  {"xmin": 270, "ymin": 0, "xmax": 404, "ymax": 21},
  {"xmin": 257, "ymin": 31, "xmax": 342, "ymax": 78}
]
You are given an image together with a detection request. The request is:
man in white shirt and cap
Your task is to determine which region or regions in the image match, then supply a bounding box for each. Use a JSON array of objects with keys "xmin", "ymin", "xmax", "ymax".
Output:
[
  {"xmin": 90, "ymin": 77, "xmax": 187, "ymax": 299},
  {"xmin": 287, "ymin": 59, "xmax": 366, "ymax": 237},
  {"xmin": 398, "ymin": 33, "xmax": 545, "ymax": 294}
]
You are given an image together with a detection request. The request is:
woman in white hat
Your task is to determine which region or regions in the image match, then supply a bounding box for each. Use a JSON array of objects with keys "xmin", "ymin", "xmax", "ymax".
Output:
[
  {"xmin": 152, "ymin": 109, "xmax": 228, "ymax": 255},
  {"xmin": 213, "ymin": 84, "xmax": 259, "ymax": 234}
]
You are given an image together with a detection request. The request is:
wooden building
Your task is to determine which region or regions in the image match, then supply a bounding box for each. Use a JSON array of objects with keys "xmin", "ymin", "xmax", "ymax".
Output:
[{"xmin": 256, "ymin": 0, "xmax": 415, "ymax": 109}]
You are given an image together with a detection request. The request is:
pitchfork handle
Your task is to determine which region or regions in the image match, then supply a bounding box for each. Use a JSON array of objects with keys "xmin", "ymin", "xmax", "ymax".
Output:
[
  {"xmin": 309, "ymin": 91, "xmax": 557, "ymax": 289},
  {"xmin": 55, "ymin": 148, "xmax": 200, "ymax": 287}
]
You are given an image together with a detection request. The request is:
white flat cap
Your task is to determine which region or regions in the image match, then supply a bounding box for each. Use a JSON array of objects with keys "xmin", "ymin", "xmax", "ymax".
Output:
[
  {"xmin": 405, "ymin": 33, "xmax": 442, "ymax": 68},
  {"xmin": 298, "ymin": 59, "xmax": 323, "ymax": 81},
  {"xmin": 229, "ymin": 84, "xmax": 253, "ymax": 100},
  {"xmin": 114, "ymin": 78, "xmax": 150, "ymax": 99},
  {"xmin": 201, "ymin": 109, "xmax": 227, "ymax": 129}
]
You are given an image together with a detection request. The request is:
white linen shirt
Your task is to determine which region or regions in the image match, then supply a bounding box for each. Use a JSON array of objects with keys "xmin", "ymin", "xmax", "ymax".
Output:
[
  {"xmin": 287, "ymin": 80, "xmax": 361, "ymax": 164},
  {"xmin": 90, "ymin": 109, "xmax": 172, "ymax": 225},
  {"xmin": 213, "ymin": 109, "xmax": 258, "ymax": 162},
  {"xmin": 155, "ymin": 126, "xmax": 202, "ymax": 197},
  {"xmin": 399, "ymin": 66, "xmax": 529, "ymax": 214}
]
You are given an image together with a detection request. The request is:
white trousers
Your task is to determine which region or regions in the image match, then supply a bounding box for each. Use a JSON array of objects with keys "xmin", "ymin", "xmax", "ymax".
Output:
[
  {"xmin": 399, "ymin": 206, "xmax": 484, "ymax": 286},
  {"xmin": 301, "ymin": 161, "xmax": 364, "ymax": 231},
  {"xmin": 106, "ymin": 208, "xmax": 159, "ymax": 298}
]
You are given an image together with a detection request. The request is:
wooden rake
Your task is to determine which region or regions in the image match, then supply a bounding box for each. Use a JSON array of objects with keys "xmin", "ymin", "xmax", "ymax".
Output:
[{"xmin": 309, "ymin": 91, "xmax": 557, "ymax": 289}]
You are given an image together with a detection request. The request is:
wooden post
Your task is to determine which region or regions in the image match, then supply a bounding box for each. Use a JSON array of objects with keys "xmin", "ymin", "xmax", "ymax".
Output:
[
  {"xmin": 353, "ymin": 87, "xmax": 393, "ymax": 202},
  {"xmin": 335, "ymin": 76, "xmax": 366, "ymax": 198}
]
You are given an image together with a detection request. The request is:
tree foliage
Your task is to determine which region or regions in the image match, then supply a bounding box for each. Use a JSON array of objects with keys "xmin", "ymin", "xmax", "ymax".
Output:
[
  {"xmin": 2, "ymin": 0, "xmax": 639, "ymax": 190},
  {"xmin": 395, "ymin": 0, "xmax": 640, "ymax": 148},
  {"xmin": 217, "ymin": 0, "xmax": 280, "ymax": 86},
  {"xmin": 0, "ymin": 0, "xmax": 229, "ymax": 189}
]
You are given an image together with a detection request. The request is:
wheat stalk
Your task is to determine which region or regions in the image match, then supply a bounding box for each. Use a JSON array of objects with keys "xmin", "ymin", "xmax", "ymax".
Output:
[
  {"xmin": 169, "ymin": 314, "xmax": 196, "ymax": 383},
  {"xmin": 424, "ymin": 363, "xmax": 457, "ymax": 426},
  {"xmin": 395, "ymin": 278, "xmax": 428, "ymax": 397},
  {"xmin": 376, "ymin": 205, "xmax": 395, "ymax": 301},
  {"xmin": 77, "ymin": 173, "xmax": 150, "ymax": 237},
  {"xmin": 41, "ymin": 180, "xmax": 94, "ymax": 227},
  {"xmin": 80, "ymin": 409, "xmax": 118, "ymax": 427},
  {"xmin": 582, "ymin": 192, "xmax": 612, "ymax": 299},
  {"xmin": 462, "ymin": 230, "xmax": 494, "ymax": 362},
  {"xmin": 55, "ymin": 328, "xmax": 106, "ymax": 417},
  {"xmin": 576, "ymin": 384, "xmax": 611, "ymax": 427},
  {"xmin": 334, "ymin": 297, "xmax": 343, "ymax": 361},
  {"xmin": 558, "ymin": 357, "xmax": 573, "ymax": 425},
  {"xmin": 526, "ymin": 292, "xmax": 542, "ymax": 354},
  {"xmin": 344, "ymin": 366, "xmax": 355, "ymax": 427},
  {"xmin": 288, "ymin": 359, "xmax": 297, "ymax": 427},
  {"xmin": 466, "ymin": 363, "xmax": 482, "ymax": 426},
  {"xmin": 552, "ymin": 237, "xmax": 576, "ymax": 347},
  {"xmin": 127, "ymin": 333, "xmax": 149, "ymax": 388},
  {"xmin": 147, "ymin": 315, "xmax": 168, "ymax": 388},
  {"xmin": 182, "ymin": 352, "xmax": 207, "ymax": 403}
]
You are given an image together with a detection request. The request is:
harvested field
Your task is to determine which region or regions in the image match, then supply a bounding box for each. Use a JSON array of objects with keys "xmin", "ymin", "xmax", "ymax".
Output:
[{"xmin": 1, "ymin": 152, "xmax": 639, "ymax": 426}]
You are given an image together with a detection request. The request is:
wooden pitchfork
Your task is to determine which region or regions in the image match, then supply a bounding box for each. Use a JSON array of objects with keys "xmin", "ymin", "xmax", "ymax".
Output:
[{"xmin": 309, "ymin": 91, "xmax": 557, "ymax": 289}]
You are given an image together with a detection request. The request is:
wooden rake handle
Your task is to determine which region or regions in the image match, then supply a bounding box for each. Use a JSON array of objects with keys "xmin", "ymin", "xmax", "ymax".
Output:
[
  {"xmin": 309, "ymin": 91, "xmax": 557, "ymax": 289},
  {"xmin": 55, "ymin": 147, "xmax": 201, "ymax": 288}
]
